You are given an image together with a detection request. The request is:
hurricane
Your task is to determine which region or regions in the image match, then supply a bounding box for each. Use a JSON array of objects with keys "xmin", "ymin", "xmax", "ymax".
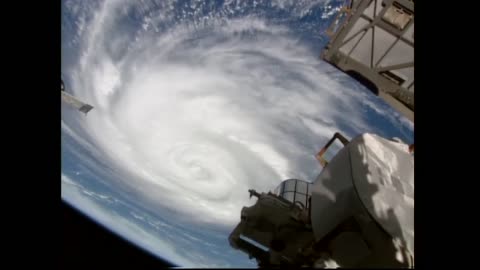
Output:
[{"xmin": 61, "ymin": 0, "xmax": 413, "ymax": 267}]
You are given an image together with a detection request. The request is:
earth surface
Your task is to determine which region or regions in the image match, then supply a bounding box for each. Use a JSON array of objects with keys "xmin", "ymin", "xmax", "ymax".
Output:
[{"xmin": 61, "ymin": 0, "xmax": 414, "ymax": 267}]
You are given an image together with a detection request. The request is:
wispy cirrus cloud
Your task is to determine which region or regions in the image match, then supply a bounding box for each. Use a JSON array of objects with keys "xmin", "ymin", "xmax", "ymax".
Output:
[{"xmin": 62, "ymin": 0, "xmax": 413, "ymax": 267}]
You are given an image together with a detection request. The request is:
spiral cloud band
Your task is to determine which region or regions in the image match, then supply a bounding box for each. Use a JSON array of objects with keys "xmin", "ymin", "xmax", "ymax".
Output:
[{"xmin": 62, "ymin": 0, "xmax": 413, "ymax": 228}]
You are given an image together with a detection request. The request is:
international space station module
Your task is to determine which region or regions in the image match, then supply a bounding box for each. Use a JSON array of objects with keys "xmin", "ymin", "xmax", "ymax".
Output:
[{"xmin": 229, "ymin": 132, "xmax": 414, "ymax": 268}]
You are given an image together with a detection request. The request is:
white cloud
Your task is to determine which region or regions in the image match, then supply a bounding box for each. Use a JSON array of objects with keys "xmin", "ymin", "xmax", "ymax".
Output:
[
  {"xmin": 62, "ymin": 173, "xmax": 254, "ymax": 267},
  {"xmin": 62, "ymin": 0, "xmax": 413, "ymax": 266},
  {"xmin": 271, "ymin": 0, "xmax": 330, "ymax": 17},
  {"xmin": 64, "ymin": 0, "xmax": 413, "ymax": 226},
  {"xmin": 62, "ymin": 174, "xmax": 200, "ymax": 267}
]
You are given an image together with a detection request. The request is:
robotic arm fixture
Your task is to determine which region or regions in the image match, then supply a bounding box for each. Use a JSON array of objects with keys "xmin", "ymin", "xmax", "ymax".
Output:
[{"xmin": 61, "ymin": 79, "xmax": 94, "ymax": 115}]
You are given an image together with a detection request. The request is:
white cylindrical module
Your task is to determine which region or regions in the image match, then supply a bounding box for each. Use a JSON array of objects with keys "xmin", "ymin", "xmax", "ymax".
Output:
[{"xmin": 310, "ymin": 133, "xmax": 414, "ymax": 263}]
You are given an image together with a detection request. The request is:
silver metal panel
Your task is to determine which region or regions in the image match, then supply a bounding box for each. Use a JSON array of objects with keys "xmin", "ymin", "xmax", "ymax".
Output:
[
  {"xmin": 362, "ymin": 0, "xmax": 376, "ymax": 20},
  {"xmin": 342, "ymin": 17, "xmax": 370, "ymax": 44},
  {"xmin": 349, "ymin": 28, "xmax": 373, "ymax": 66},
  {"xmin": 372, "ymin": 26, "xmax": 397, "ymax": 64},
  {"xmin": 321, "ymin": 0, "xmax": 414, "ymax": 120},
  {"xmin": 403, "ymin": 22, "xmax": 414, "ymax": 43},
  {"xmin": 377, "ymin": 39, "xmax": 413, "ymax": 68},
  {"xmin": 339, "ymin": 32, "xmax": 364, "ymax": 56}
]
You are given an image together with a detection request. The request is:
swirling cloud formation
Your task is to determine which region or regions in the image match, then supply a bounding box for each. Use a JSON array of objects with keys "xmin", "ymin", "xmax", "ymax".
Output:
[{"xmin": 62, "ymin": 0, "xmax": 413, "ymax": 231}]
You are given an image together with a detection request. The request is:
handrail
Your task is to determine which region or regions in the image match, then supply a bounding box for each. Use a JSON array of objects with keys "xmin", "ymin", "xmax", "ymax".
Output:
[{"xmin": 315, "ymin": 132, "xmax": 350, "ymax": 168}]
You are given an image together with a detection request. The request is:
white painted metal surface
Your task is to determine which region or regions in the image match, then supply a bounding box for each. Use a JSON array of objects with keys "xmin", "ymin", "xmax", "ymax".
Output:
[{"xmin": 311, "ymin": 133, "xmax": 413, "ymax": 256}]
